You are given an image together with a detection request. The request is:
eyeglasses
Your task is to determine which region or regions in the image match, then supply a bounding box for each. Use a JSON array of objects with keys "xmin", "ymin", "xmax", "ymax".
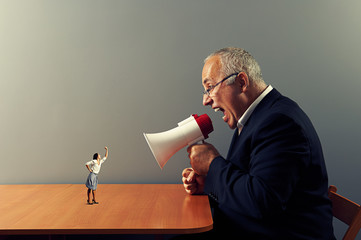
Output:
[{"xmin": 202, "ymin": 73, "xmax": 239, "ymax": 96}]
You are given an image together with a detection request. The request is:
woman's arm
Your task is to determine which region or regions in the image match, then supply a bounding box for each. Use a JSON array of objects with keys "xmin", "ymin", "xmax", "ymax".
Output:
[
  {"xmin": 104, "ymin": 146, "xmax": 108, "ymax": 159},
  {"xmin": 86, "ymin": 164, "xmax": 92, "ymax": 173}
]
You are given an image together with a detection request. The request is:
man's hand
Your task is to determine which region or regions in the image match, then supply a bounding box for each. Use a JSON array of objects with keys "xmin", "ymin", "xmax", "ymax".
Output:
[
  {"xmin": 187, "ymin": 142, "xmax": 220, "ymax": 176},
  {"xmin": 182, "ymin": 168, "xmax": 206, "ymax": 195}
]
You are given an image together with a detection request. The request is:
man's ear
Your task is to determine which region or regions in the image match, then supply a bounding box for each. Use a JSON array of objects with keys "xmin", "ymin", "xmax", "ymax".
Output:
[{"xmin": 235, "ymin": 72, "xmax": 249, "ymax": 92}]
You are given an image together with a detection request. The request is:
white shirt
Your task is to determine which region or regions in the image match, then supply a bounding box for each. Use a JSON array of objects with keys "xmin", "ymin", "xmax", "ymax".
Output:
[
  {"xmin": 86, "ymin": 157, "xmax": 107, "ymax": 174},
  {"xmin": 237, "ymin": 85, "xmax": 273, "ymax": 135}
]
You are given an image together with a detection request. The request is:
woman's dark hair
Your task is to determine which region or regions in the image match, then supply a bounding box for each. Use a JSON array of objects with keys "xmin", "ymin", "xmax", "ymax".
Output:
[{"xmin": 93, "ymin": 153, "xmax": 99, "ymax": 160}]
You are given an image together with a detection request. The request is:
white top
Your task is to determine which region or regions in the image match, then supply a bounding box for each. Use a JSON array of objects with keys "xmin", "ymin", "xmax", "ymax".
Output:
[
  {"xmin": 237, "ymin": 85, "xmax": 273, "ymax": 134},
  {"xmin": 85, "ymin": 157, "xmax": 107, "ymax": 174}
]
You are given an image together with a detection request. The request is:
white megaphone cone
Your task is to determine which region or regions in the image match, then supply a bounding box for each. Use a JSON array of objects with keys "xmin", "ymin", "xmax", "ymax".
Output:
[{"xmin": 143, "ymin": 114, "xmax": 213, "ymax": 169}]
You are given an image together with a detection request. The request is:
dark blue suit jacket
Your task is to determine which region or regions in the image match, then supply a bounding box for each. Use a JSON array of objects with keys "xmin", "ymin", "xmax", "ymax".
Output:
[{"xmin": 204, "ymin": 89, "xmax": 335, "ymax": 239}]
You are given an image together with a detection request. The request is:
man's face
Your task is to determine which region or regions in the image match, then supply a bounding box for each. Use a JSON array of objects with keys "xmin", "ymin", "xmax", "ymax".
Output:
[
  {"xmin": 97, "ymin": 154, "xmax": 101, "ymax": 160},
  {"xmin": 202, "ymin": 56, "xmax": 241, "ymax": 129}
]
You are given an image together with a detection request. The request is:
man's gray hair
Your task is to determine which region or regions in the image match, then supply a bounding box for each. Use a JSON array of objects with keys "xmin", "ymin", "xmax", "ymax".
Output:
[{"xmin": 204, "ymin": 47, "xmax": 265, "ymax": 85}]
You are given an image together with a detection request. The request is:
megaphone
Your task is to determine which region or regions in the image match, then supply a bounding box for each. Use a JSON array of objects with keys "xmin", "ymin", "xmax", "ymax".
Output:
[{"xmin": 143, "ymin": 114, "xmax": 213, "ymax": 169}]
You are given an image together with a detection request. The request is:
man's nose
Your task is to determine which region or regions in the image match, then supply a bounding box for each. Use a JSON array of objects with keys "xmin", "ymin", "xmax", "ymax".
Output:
[{"xmin": 203, "ymin": 94, "xmax": 212, "ymax": 106}]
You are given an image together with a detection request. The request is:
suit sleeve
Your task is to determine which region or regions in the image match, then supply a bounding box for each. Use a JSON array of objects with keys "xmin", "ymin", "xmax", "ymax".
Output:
[{"xmin": 204, "ymin": 113, "xmax": 310, "ymax": 219}]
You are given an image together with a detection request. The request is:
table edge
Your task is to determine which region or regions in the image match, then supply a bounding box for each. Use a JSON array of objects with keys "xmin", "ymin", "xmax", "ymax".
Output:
[{"xmin": 0, "ymin": 223, "xmax": 213, "ymax": 235}]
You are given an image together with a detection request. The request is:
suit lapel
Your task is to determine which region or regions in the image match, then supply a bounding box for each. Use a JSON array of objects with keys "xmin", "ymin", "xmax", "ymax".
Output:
[
  {"xmin": 226, "ymin": 89, "xmax": 282, "ymax": 160},
  {"xmin": 227, "ymin": 129, "xmax": 240, "ymax": 159},
  {"xmin": 241, "ymin": 88, "xmax": 281, "ymax": 129}
]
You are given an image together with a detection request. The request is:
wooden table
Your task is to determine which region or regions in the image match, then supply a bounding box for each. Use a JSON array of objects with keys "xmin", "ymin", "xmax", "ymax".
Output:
[{"xmin": 0, "ymin": 184, "xmax": 212, "ymax": 235}]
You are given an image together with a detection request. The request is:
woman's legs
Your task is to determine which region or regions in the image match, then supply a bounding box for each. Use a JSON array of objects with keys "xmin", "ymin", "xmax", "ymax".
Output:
[
  {"xmin": 87, "ymin": 188, "xmax": 92, "ymax": 204},
  {"xmin": 86, "ymin": 188, "xmax": 99, "ymax": 204},
  {"xmin": 92, "ymin": 190, "xmax": 99, "ymax": 204}
]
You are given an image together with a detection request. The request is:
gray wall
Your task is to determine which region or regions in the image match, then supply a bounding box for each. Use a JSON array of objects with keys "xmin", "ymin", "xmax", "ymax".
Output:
[{"xmin": 1, "ymin": 1, "xmax": 360, "ymax": 238}]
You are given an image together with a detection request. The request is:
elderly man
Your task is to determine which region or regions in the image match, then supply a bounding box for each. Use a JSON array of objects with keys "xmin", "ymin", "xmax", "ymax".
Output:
[{"xmin": 183, "ymin": 47, "xmax": 335, "ymax": 239}]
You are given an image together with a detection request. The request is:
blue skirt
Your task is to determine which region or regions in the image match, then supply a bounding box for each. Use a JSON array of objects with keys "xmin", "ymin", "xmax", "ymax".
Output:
[{"xmin": 85, "ymin": 172, "xmax": 98, "ymax": 190}]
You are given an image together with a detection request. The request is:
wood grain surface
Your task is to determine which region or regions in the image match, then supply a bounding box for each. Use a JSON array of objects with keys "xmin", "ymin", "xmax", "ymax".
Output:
[{"xmin": 0, "ymin": 184, "xmax": 213, "ymax": 235}]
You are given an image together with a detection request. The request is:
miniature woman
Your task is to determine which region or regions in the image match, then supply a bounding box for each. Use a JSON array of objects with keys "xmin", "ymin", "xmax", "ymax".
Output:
[{"xmin": 85, "ymin": 146, "xmax": 108, "ymax": 205}]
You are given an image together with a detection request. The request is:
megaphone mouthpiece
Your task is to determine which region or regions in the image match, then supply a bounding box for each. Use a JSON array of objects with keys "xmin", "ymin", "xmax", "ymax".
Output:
[{"xmin": 192, "ymin": 114, "xmax": 213, "ymax": 138}]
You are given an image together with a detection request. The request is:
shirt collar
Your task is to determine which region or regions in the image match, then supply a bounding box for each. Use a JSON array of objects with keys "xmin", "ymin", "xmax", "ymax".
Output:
[{"xmin": 237, "ymin": 85, "xmax": 273, "ymax": 129}]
